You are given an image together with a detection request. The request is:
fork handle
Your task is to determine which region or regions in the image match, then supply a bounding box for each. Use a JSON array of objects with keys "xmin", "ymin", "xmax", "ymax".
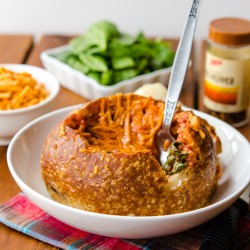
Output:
[{"xmin": 163, "ymin": 0, "xmax": 201, "ymax": 127}]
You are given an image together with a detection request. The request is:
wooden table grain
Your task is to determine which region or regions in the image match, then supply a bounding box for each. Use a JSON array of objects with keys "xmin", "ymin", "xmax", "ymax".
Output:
[{"xmin": 0, "ymin": 34, "xmax": 248, "ymax": 250}]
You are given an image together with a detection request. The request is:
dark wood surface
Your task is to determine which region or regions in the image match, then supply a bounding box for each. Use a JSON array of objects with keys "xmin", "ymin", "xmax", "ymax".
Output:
[{"xmin": 0, "ymin": 35, "xmax": 248, "ymax": 250}]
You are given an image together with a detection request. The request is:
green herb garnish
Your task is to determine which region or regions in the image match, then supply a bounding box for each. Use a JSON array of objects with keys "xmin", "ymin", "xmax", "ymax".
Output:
[
  {"xmin": 164, "ymin": 141, "xmax": 188, "ymax": 175},
  {"xmin": 55, "ymin": 20, "xmax": 175, "ymax": 86}
]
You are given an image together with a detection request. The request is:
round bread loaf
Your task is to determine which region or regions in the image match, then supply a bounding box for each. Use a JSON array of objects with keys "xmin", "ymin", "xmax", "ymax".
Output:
[{"xmin": 41, "ymin": 93, "xmax": 221, "ymax": 216}]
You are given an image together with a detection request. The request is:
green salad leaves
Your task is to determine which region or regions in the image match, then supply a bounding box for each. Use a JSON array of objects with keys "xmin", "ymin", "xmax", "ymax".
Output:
[{"xmin": 55, "ymin": 20, "xmax": 175, "ymax": 86}]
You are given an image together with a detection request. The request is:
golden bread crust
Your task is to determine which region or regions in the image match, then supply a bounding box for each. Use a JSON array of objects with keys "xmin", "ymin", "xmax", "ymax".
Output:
[{"xmin": 41, "ymin": 94, "xmax": 221, "ymax": 216}]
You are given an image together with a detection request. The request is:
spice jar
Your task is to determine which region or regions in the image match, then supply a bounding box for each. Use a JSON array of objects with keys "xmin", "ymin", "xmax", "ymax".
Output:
[{"xmin": 203, "ymin": 17, "xmax": 250, "ymax": 127}]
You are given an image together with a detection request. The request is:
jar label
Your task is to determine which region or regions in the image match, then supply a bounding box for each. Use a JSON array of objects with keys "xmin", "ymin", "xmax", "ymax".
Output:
[{"xmin": 204, "ymin": 51, "xmax": 248, "ymax": 113}]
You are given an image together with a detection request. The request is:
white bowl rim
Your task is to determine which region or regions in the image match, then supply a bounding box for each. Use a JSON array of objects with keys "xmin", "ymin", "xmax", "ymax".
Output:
[
  {"xmin": 0, "ymin": 64, "xmax": 60, "ymax": 115},
  {"xmin": 6, "ymin": 104, "xmax": 250, "ymax": 221}
]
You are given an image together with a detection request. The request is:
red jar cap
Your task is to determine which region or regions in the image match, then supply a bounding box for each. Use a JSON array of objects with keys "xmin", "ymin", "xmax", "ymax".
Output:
[{"xmin": 209, "ymin": 17, "xmax": 250, "ymax": 46}]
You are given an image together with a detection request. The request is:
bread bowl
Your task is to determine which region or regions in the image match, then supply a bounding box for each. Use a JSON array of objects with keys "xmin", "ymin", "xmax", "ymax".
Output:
[{"xmin": 41, "ymin": 93, "xmax": 222, "ymax": 216}]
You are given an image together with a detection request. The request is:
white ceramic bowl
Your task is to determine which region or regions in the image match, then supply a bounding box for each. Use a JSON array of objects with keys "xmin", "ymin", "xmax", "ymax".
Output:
[
  {"xmin": 41, "ymin": 45, "xmax": 173, "ymax": 100},
  {"xmin": 0, "ymin": 64, "xmax": 60, "ymax": 145},
  {"xmin": 7, "ymin": 105, "xmax": 250, "ymax": 239}
]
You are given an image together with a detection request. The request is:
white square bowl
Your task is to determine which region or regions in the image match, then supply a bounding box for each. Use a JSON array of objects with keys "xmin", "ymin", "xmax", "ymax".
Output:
[{"xmin": 41, "ymin": 45, "xmax": 172, "ymax": 100}]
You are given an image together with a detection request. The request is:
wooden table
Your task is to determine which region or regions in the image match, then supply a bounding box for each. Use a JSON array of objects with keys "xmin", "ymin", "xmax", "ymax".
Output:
[{"xmin": 0, "ymin": 35, "xmax": 248, "ymax": 250}]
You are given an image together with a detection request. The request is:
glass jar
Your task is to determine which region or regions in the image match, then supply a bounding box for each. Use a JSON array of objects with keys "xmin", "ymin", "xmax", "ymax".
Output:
[{"xmin": 203, "ymin": 17, "xmax": 250, "ymax": 127}]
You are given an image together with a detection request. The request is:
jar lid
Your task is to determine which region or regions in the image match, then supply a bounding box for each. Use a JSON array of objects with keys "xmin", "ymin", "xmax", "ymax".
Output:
[{"xmin": 209, "ymin": 17, "xmax": 250, "ymax": 46}]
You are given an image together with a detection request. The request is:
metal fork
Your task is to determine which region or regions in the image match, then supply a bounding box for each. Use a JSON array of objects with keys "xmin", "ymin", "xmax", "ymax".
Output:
[{"xmin": 157, "ymin": 0, "xmax": 202, "ymax": 166}]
